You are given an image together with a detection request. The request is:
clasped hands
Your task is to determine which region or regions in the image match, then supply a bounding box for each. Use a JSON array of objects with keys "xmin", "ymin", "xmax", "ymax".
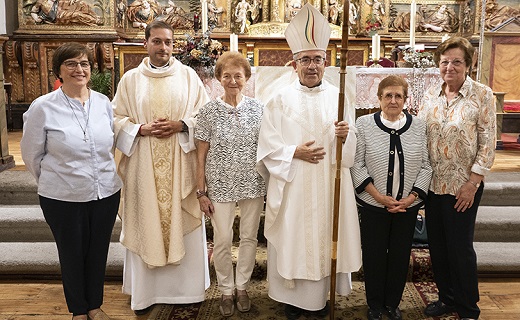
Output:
[
  {"xmin": 294, "ymin": 121, "xmax": 349, "ymax": 163},
  {"xmin": 139, "ymin": 118, "xmax": 184, "ymax": 138},
  {"xmin": 377, "ymin": 194, "xmax": 416, "ymax": 213}
]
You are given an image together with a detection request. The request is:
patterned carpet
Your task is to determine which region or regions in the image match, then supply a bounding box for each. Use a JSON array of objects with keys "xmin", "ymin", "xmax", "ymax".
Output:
[{"xmin": 148, "ymin": 247, "xmax": 458, "ymax": 320}]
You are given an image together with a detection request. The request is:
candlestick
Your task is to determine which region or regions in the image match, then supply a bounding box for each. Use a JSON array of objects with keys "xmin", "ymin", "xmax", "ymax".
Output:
[
  {"xmin": 409, "ymin": 0, "xmax": 416, "ymax": 49},
  {"xmin": 201, "ymin": 0, "xmax": 208, "ymax": 33}
]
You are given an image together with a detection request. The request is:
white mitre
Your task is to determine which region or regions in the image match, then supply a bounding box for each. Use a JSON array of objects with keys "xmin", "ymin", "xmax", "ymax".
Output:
[{"xmin": 285, "ymin": 3, "xmax": 331, "ymax": 54}]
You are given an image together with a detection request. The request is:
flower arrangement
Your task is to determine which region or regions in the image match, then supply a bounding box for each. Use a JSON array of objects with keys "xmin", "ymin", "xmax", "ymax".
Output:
[
  {"xmin": 173, "ymin": 32, "xmax": 224, "ymax": 77},
  {"xmin": 365, "ymin": 13, "xmax": 383, "ymax": 36},
  {"xmin": 402, "ymin": 47, "xmax": 435, "ymax": 68}
]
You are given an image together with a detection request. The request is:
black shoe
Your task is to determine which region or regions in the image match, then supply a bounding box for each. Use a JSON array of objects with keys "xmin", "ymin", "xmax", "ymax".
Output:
[
  {"xmin": 424, "ymin": 300, "xmax": 456, "ymax": 317},
  {"xmin": 367, "ymin": 308, "xmax": 383, "ymax": 320},
  {"xmin": 284, "ymin": 304, "xmax": 303, "ymax": 320},
  {"xmin": 133, "ymin": 305, "xmax": 152, "ymax": 316},
  {"xmin": 385, "ymin": 306, "xmax": 402, "ymax": 320},
  {"xmin": 312, "ymin": 301, "xmax": 330, "ymax": 318}
]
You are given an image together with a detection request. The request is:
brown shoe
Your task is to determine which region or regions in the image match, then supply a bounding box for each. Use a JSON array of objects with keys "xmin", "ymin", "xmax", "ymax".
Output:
[
  {"xmin": 87, "ymin": 309, "xmax": 111, "ymax": 320},
  {"xmin": 236, "ymin": 290, "xmax": 251, "ymax": 312},
  {"xmin": 219, "ymin": 295, "xmax": 235, "ymax": 317}
]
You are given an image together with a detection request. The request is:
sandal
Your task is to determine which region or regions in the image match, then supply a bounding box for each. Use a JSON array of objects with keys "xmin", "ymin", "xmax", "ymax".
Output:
[
  {"xmin": 235, "ymin": 289, "xmax": 251, "ymax": 312},
  {"xmin": 219, "ymin": 295, "xmax": 235, "ymax": 317}
]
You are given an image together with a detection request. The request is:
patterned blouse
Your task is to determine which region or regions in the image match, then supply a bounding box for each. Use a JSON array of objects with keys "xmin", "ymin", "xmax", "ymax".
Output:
[
  {"xmin": 417, "ymin": 76, "xmax": 496, "ymax": 196},
  {"xmin": 195, "ymin": 96, "xmax": 266, "ymax": 202}
]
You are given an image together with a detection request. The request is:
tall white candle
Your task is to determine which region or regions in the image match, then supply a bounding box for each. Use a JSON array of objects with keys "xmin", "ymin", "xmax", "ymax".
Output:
[
  {"xmin": 371, "ymin": 35, "xmax": 376, "ymax": 60},
  {"xmin": 230, "ymin": 33, "xmax": 238, "ymax": 52},
  {"xmin": 234, "ymin": 34, "xmax": 239, "ymax": 51},
  {"xmin": 375, "ymin": 34, "xmax": 381, "ymax": 60},
  {"xmin": 409, "ymin": 0, "xmax": 416, "ymax": 49},
  {"xmin": 201, "ymin": 0, "xmax": 208, "ymax": 33}
]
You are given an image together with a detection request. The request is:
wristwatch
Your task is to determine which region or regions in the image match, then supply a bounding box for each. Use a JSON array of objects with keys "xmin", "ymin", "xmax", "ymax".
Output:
[
  {"xmin": 196, "ymin": 189, "xmax": 208, "ymax": 199},
  {"xmin": 468, "ymin": 180, "xmax": 481, "ymax": 189},
  {"xmin": 410, "ymin": 191, "xmax": 419, "ymax": 200}
]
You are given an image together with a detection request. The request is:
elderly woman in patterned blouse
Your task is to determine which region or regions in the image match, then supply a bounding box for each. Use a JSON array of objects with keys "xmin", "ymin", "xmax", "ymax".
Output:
[
  {"xmin": 417, "ymin": 37, "xmax": 495, "ymax": 320},
  {"xmin": 195, "ymin": 52, "xmax": 266, "ymax": 317},
  {"xmin": 351, "ymin": 75, "xmax": 432, "ymax": 320}
]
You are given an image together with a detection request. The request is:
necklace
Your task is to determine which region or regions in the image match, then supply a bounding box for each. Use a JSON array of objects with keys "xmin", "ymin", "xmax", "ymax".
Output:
[{"xmin": 62, "ymin": 87, "xmax": 91, "ymax": 142}]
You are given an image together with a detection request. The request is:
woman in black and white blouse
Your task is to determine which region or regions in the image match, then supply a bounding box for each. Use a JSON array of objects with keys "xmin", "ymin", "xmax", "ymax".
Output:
[
  {"xmin": 350, "ymin": 75, "xmax": 432, "ymax": 320},
  {"xmin": 195, "ymin": 52, "xmax": 266, "ymax": 317}
]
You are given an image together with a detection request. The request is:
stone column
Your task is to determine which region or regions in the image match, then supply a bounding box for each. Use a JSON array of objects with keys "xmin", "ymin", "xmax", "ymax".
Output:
[{"xmin": 0, "ymin": 35, "xmax": 15, "ymax": 172}]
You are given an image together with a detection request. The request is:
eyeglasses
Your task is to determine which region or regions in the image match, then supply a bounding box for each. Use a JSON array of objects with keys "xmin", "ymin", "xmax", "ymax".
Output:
[
  {"xmin": 381, "ymin": 93, "xmax": 405, "ymax": 102},
  {"xmin": 439, "ymin": 59, "xmax": 465, "ymax": 67},
  {"xmin": 63, "ymin": 61, "xmax": 91, "ymax": 71},
  {"xmin": 295, "ymin": 57, "xmax": 325, "ymax": 67}
]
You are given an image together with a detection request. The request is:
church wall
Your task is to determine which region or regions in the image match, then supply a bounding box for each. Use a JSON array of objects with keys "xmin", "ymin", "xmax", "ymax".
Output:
[{"xmin": 2, "ymin": 0, "xmax": 520, "ymax": 130}]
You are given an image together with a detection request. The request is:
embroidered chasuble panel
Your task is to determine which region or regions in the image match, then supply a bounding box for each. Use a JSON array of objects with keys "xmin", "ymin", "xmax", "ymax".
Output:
[{"xmin": 148, "ymin": 77, "xmax": 177, "ymax": 257}]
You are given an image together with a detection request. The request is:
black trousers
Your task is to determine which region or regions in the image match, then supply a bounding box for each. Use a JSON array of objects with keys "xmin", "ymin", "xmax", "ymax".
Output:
[
  {"xmin": 39, "ymin": 191, "xmax": 120, "ymax": 316},
  {"xmin": 426, "ymin": 184, "xmax": 484, "ymax": 319},
  {"xmin": 359, "ymin": 206, "xmax": 418, "ymax": 312}
]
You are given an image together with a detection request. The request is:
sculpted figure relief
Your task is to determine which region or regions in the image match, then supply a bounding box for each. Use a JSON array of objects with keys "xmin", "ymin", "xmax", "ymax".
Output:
[
  {"xmin": 419, "ymin": 4, "xmax": 458, "ymax": 33},
  {"xmin": 389, "ymin": 4, "xmax": 458, "ymax": 33},
  {"xmin": 208, "ymin": 0, "xmax": 225, "ymax": 28},
  {"xmin": 160, "ymin": 0, "xmax": 194, "ymax": 29},
  {"xmin": 250, "ymin": 0, "xmax": 262, "ymax": 24},
  {"xmin": 485, "ymin": 0, "xmax": 520, "ymax": 30},
  {"xmin": 27, "ymin": 0, "xmax": 101, "ymax": 26},
  {"xmin": 127, "ymin": 0, "xmax": 161, "ymax": 29},
  {"xmin": 286, "ymin": 0, "xmax": 303, "ymax": 22},
  {"xmin": 328, "ymin": 0, "xmax": 343, "ymax": 25},
  {"xmin": 235, "ymin": 0, "xmax": 252, "ymax": 33},
  {"xmin": 366, "ymin": 0, "xmax": 385, "ymax": 26},
  {"xmin": 117, "ymin": 0, "xmax": 127, "ymax": 27}
]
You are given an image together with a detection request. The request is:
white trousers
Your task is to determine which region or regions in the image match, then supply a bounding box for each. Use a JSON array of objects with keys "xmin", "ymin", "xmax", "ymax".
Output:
[{"xmin": 211, "ymin": 197, "xmax": 264, "ymax": 295}]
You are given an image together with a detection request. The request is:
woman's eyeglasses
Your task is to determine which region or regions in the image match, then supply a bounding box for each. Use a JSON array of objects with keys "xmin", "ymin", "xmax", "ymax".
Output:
[
  {"xmin": 382, "ymin": 93, "xmax": 405, "ymax": 102},
  {"xmin": 439, "ymin": 60, "xmax": 465, "ymax": 67},
  {"xmin": 62, "ymin": 61, "xmax": 91, "ymax": 71}
]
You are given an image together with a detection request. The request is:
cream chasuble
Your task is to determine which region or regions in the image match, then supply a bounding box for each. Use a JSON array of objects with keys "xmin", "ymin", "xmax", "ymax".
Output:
[
  {"xmin": 113, "ymin": 57, "xmax": 210, "ymax": 267},
  {"xmin": 257, "ymin": 80, "xmax": 362, "ymax": 283}
]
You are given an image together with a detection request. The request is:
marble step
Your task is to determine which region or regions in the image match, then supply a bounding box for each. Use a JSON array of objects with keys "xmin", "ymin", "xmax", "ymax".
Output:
[
  {"xmin": 0, "ymin": 241, "xmax": 518, "ymax": 277},
  {"xmin": 2, "ymin": 204, "xmax": 518, "ymax": 243},
  {"xmin": 2, "ymin": 170, "xmax": 520, "ymax": 206},
  {"xmin": 0, "ymin": 205, "xmax": 122, "ymax": 242}
]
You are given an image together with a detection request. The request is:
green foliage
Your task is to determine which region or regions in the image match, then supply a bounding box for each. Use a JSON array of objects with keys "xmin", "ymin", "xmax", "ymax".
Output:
[{"xmin": 89, "ymin": 69, "xmax": 112, "ymax": 98}]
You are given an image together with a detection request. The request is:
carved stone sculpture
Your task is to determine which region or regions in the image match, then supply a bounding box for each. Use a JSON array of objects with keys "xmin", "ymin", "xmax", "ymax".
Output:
[{"xmin": 485, "ymin": 0, "xmax": 520, "ymax": 30}]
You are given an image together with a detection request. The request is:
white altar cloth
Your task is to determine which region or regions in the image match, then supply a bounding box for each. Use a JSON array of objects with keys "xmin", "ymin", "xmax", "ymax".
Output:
[{"xmin": 203, "ymin": 66, "xmax": 441, "ymax": 115}]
